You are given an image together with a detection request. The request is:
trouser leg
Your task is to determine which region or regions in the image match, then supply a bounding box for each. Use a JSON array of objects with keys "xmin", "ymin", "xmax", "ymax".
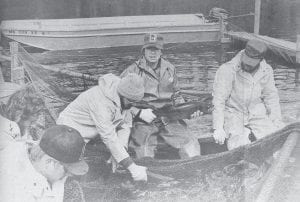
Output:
[
  {"xmin": 224, "ymin": 112, "xmax": 251, "ymax": 150},
  {"xmin": 160, "ymin": 121, "xmax": 200, "ymax": 158},
  {"xmin": 129, "ymin": 123, "xmax": 159, "ymax": 158},
  {"xmin": 248, "ymin": 114, "xmax": 277, "ymax": 140}
]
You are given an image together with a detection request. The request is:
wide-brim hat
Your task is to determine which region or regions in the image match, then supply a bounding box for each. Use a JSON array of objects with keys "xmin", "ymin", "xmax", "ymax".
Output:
[{"xmin": 241, "ymin": 39, "xmax": 267, "ymax": 67}]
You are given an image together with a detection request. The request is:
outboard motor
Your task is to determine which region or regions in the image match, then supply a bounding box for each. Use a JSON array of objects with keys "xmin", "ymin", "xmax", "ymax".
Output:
[{"xmin": 208, "ymin": 7, "xmax": 229, "ymax": 21}]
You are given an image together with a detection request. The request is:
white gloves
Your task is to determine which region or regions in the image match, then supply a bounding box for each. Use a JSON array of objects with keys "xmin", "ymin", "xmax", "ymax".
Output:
[
  {"xmin": 213, "ymin": 128, "xmax": 228, "ymax": 145},
  {"xmin": 139, "ymin": 109, "xmax": 156, "ymax": 123},
  {"xmin": 127, "ymin": 163, "xmax": 148, "ymax": 181},
  {"xmin": 190, "ymin": 110, "xmax": 203, "ymax": 119}
]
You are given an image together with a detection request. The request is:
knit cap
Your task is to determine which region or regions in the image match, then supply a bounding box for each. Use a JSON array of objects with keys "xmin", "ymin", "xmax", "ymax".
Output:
[{"xmin": 117, "ymin": 73, "xmax": 144, "ymax": 101}]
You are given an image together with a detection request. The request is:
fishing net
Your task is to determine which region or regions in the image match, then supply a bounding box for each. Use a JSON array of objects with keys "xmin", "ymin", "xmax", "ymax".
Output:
[
  {"xmin": 17, "ymin": 44, "xmax": 98, "ymax": 122},
  {"xmin": 64, "ymin": 177, "xmax": 86, "ymax": 202},
  {"xmin": 13, "ymin": 43, "xmax": 300, "ymax": 201},
  {"xmin": 15, "ymin": 45, "xmax": 97, "ymax": 201}
]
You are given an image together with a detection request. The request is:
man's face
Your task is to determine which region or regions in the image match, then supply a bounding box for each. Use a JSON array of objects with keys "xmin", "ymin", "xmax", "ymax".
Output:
[
  {"xmin": 241, "ymin": 61, "xmax": 260, "ymax": 73},
  {"xmin": 120, "ymin": 96, "xmax": 136, "ymax": 110},
  {"xmin": 144, "ymin": 47, "xmax": 162, "ymax": 63},
  {"xmin": 42, "ymin": 156, "xmax": 67, "ymax": 183}
]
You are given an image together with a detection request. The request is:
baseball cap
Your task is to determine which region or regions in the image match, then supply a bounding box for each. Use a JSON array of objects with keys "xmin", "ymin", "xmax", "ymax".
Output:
[
  {"xmin": 39, "ymin": 125, "xmax": 88, "ymax": 175},
  {"xmin": 142, "ymin": 33, "xmax": 164, "ymax": 50},
  {"xmin": 241, "ymin": 39, "xmax": 267, "ymax": 67}
]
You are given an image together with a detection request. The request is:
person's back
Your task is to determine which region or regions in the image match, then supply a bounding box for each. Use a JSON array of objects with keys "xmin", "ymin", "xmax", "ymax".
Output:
[
  {"xmin": 58, "ymin": 73, "xmax": 130, "ymax": 141},
  {"xmin": 58, "ymin": 73, "xmax": 149, "ymax": 182}
]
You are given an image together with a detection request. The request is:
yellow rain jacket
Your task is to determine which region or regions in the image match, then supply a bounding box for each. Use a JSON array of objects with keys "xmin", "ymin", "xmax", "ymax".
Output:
[
  {"xmin": 213, "ymin": 51, "xmax": 282, "ymax": 134},
  {"xmin": 57, "ymin": 74, "xmax": 131, "ymax": 163}
]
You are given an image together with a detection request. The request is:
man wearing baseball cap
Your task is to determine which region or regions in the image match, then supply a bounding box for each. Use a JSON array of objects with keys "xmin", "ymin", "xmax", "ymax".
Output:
[
  {"xmin": 212, "ymin": 39, "xmax": 284, "ymax": 150},
  {"xmin": 0, "ymin": 125, "xmax": 88, "ymax": 202},
  {"xmin": 57, "ymin": 73, "xmax": 148, "ymax": 181},
  {"xmin": 121, "ymin": 33, "xmax": 201, "ymax": 159}
]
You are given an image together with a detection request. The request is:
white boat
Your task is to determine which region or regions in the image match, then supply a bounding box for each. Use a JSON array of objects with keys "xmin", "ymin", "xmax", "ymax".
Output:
[{"xmin": 0, "ymin": 14, "xmax": 222, "ymax": 50}]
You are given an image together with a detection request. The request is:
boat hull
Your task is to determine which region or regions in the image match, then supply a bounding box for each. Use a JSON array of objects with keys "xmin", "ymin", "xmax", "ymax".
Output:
[
  {"xmin": 77, "ymin": 122, "xmax": 300, "ymax": 201},
  {"xmin": 1, "ymin": 14, "xmax": 221, "ymax": 50}
]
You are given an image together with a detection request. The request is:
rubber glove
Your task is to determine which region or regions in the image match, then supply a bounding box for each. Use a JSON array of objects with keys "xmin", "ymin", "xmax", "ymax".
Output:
[
  {"xmin": 213, "ymin": 128, "xmax": 227, "ymax": 145},
  {"xmin": 190, "ymin": 110, "xmax": 203, "ymax": 119},
  {"xmin": 139, "ymin": 109, "xmax": 156, "ymax": 123},
  {"xmin": 127, "ymin": 163, "xmax": 148, "ymax": 181}
]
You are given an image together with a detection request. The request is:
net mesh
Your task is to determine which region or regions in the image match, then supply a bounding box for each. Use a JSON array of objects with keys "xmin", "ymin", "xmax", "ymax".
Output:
[
  {"xmin": 17, "ymin": 44, "xmax": 93, "ymax": 121},
  {"xmin": 15, "ymin": 45, "xmax": 87, "ymax": 201},
  {"xmin": 13, "ymin": 39, "xmax": 299, "ymax": 201},
  {"xmin": 63, "ymin": 177, "xmax": 86, "ymax": 202}
]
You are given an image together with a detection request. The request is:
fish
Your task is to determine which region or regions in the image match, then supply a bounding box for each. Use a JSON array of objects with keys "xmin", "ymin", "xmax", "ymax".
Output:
[{"xmin": 132, "ymin": 94, "xmax": 213, "ymax": 127}]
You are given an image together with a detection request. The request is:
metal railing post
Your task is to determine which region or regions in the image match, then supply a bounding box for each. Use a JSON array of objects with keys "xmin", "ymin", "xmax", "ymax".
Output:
[{"xmin": 10, "ymin": 42, "xmax": 25, "ymax": 85}]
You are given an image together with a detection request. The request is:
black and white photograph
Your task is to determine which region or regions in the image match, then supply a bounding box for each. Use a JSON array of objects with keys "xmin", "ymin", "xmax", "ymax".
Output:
[{"xmin": 0, "ymin": 0, "xmax": 300, "ymax": 201}]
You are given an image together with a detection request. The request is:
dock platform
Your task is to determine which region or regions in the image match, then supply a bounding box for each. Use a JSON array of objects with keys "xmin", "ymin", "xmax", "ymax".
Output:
[{"xmin": 226, "ymin": 31, "xmax": 296, "ymax": 64}]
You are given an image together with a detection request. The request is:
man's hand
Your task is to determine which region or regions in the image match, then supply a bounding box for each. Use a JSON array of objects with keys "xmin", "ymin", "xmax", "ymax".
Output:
[
  {"xmin": 190, "ymin": 110, "xmax": 203, "ymax": 119},
  {"xmin": 127, "ymin": 163, "xmax": 148, "ymax": 181},
  {"xmin": 139, "ymin": 109, "xmax": 156, "ymax": 123},
  {"xmin": 213, "ymin": 128, "xmax": 227, "ymax": 145}
]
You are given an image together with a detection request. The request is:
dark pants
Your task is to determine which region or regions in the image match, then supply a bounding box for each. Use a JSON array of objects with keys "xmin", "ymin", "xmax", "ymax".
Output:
[{"xmin": 129, "ymin": 121, "xmax": 200, "ymax": 159}]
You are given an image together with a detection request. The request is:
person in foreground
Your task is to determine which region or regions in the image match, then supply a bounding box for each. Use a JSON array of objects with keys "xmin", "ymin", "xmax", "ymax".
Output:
[
  {"xmin": 121, "ymin": 33, "xmax": 201, "ymax": 159},
  {"xmin": 212, "ymin": 39, "xmax": 284, "ymax": 150},
  {"xmin": 0, "ymin": 125, "xmax": 89, "ymax": 202},
  {"xmin": 57, "ymin": 73, "xmax": 148, "ymax": 181}
]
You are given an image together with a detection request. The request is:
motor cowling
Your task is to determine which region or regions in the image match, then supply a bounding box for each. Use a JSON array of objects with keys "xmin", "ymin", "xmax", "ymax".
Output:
[{"xmin": 209, "ymin": 7, "xmax": 229, "ymax": 20}]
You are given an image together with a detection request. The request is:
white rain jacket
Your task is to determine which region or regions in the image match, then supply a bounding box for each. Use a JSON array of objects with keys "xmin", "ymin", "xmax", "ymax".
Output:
[
  {"xmin": 57, "ymin": 74, "xmax": 132, "ymax": 163},
  {"xmin": 212, "ymin": 51, "xmax": 282, "ymax": 130},
  {"xmin": 0, "ymin": 141, "xmax": 66, "ymax": 202}
]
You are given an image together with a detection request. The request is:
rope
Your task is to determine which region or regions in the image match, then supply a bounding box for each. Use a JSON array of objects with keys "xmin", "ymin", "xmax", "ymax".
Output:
[{"xmin": 227, "ymin": 13, "xmax": 254, "ymax": 19}]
